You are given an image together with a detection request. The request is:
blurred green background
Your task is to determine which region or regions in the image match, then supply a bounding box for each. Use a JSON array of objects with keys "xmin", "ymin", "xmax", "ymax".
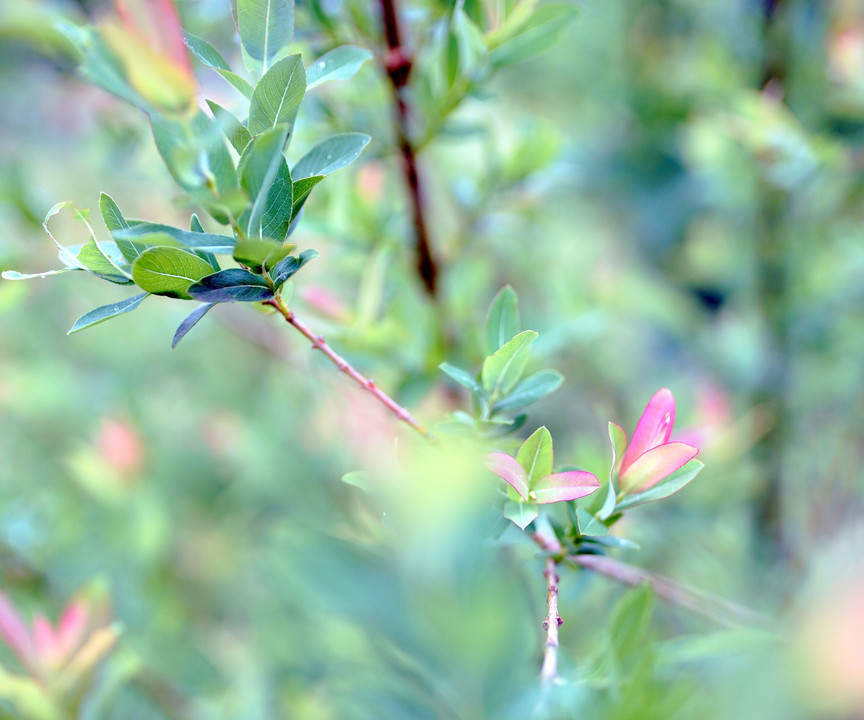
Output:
[{"xmin": 1, "ymin": 0, "xmax": 864, "ymax": 717}]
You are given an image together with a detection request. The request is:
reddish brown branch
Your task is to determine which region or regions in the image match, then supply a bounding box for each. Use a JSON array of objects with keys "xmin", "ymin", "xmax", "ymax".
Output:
[
  {"xmin": 265, "ymin": 296, "xmax": 430, "ymax": 437},
  {"xmin": 378, "ymin": 0, "xmax": 439, "ymax": 297},
  {"xmin": 540, "ymin": 557, "xmax": 562, "ymax": 685}
]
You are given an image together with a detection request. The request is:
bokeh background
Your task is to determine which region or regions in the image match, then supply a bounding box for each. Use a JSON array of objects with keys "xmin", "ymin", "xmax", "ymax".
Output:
[{"xmin": 1, "ymin": 0, "xmax": 864, "ymax": 717}]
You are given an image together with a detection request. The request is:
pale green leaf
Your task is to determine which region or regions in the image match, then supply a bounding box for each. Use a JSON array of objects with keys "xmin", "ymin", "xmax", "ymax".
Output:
[
  {"xmin": 305, "ymin": 45, "xmax": 373, "ymax": 90},
  {"xmin": 131, "ymin": 247, "xmax": 215, "ymax": 297}
]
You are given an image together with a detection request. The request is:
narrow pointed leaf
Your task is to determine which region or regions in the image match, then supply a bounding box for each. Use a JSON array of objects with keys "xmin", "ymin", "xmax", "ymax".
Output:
[
  {"xmin": 481, "ymin": 329, "xmax": 537, "ymax": 394},
  {"xmin": 616, "ymin": 459, "xmax": 704, "ymax": 512},
  {"xmin": 184, "ymin": 31, "xmax": 254, "ymax": 98},
  {"xmin": 485, "ymin": 452, "xmax": 529, "ymax": 500},
  {"xmin": 270, "ymin": 248, "xmax": 317, "ymax": 287},
  {"xmin": 68, "ymin": 293, "xmax": 148, "ymax": 334},
  {"xmin": 620, "ymin": 388, "xmax": 676, "ymax": 476},
  {"xmin": 439, "ymin": 363, "xmax": 481, "ymax": 394},
  {"xmin": 206, "ymin": 100, "xmax": 253, "ymax": 154},
  {"xmin": 306, "ymin": 46, "xmax": 373, "ymax": 90},
  {"xmin": 290, "ymin": 175, "xmax": 324, "ymax": 220},
  {"xmin": 504, "ymin": 501, "xmax": 538, "ymax": 530},
  {"xmin": 531, "ymin": 471, "xmax": 599, "ymax": 504},
  {"xmin": 99, "ymin": 192, "xmax": 143, "ymax": 264},
  {"xmin": 484, "ymin": 285, "xmax": 520, "ymax": 355},
  {"xmin": 189, "ymin": 215, "xmax": 220, "ymax": 272},
  {"xmin": 237, "ymin": 0, "xmax": 294, "ymax": 74},
  {"xmin": 492, "ymin": 370, "xmax": 562, "ymax": 412},
  {"xmin": 516, "ymin": 426, "xmax": 553, "ymax": 486},
  {"xmin": 600, "ymin": 421, "xmax": 628, "ymax": 519},
  {"xmin": 619, "ymin": 442, "xmax": 699, "ymax": 494},
  {"xmin": 131, "ymin": 247, "xmax": 215, "ymax": 297},
  {"xmin": 114, "ymin": 223, "xmax": 235, "ymax": 254},
  {"xmin": 292, "ymin": 133, "xmax": 370, "ymax": 179},
  {"xmin": 188, "ymin": 268, "xmax": 274, "ymax": 302},
  {"xmin": 248, "ymin": 54, "xmax": 305, "ymax": 135},
  {"xmin": 172, "ymin": 303, "xmax": 216, "ymax": 348}
]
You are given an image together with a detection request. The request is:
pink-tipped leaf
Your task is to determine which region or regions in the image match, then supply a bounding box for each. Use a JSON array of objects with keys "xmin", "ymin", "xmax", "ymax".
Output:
[
  {"xmin": 531, "ymin": 471, "xmax": 600, "ymax": 504},
  {"xmin": 56, "ymin": 602, "xmax": 89, "ymax": 661},
  {"xmin": 485, "ymin": 452, "xmax": 529, "ymax": 500},
  {"xmin": 618, "ymin": 442, "xmax": 698, "ymax": 494},
  {"xmin": 0, "ymin": 592, "xmax": 39, "ymax": 672},
  {"xmin": 619, "ymin": 388, "xmax": 676, "ymax": 476}
]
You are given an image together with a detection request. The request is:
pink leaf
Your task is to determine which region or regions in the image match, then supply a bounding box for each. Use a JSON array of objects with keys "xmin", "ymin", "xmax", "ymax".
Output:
[
  {"xmin": 33, "ymin": 615, "xmax": 58, "ymax": 662},
  {"xmin": 620, "ymin": 388, "xmax": 677, "ymax": 476},
  {"xmin": 619, "ymin": 442, "xmax": 698, "ymax": 494},
  {"xmin": 0, "ymin": 592, "xmax": 38, "ymax": 672},
  {"xmin": 57, "ymin": 602, "xmax": 89, "ymax": 661},
  {"xmin": 531, "ymin": 471, "xmax": 600, "ymax": 504},
  {"xmin": 485, "ymin": 452, "xmax": 529, "ymax": 500}
]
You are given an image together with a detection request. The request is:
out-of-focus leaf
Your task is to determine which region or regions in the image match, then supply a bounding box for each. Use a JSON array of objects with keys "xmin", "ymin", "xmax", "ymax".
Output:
[
  {"xmin": 484, "ymin": 285, "xmax": 520, "ymax": 355},
  {"xmin": 305, "ymin": 45, "xmax": 373, "ymax": 90},
  {"xmin": 247, "ymin": 54, "xmax": 305, "ymax": 135},
  {"xmin": 292, "ymin": 133, "xmax": 370, "ymax": 179},
  {"xmin": 609, "ymin": 585, "xmax": 655, "ymax": 661},
  {"xmin": 206, "ymin": 100, "xmax": 253, "ymax": 154},
  {"xmin": 439, "ymin": 362, "xmax": 481, "ymax": 394},
  {"xmin": 485, "ymin": 452, "xmax": 529, "ymax": 500},
  {"xmin": 481, "ymin": 329, "xmax": 537, "ymax": 394},
  {"xmin": 237, "ymin": 0, "xmax": 294, "ymax": 74},
  {"xmin": 504, "ymin": 501, "xmax": 538, "ymax": 530},
  {"xmin": 575, "ymin": 507, "xmax": 607, "ymax": 536},
  {"xmin": 171, "ymin": 302, "xmax": 215, "ymax": 348},
  {"xmin": 131, "ymin": 247, "xmax": 214, "ymax": 297},
  {"xmin": 68, "ymin": 293, "xmax": 148, "ymax": 334},
  {"xmin": 188, "ymin": 268, "xmax": 274, "ymax": 302},
  {"xmin": 184, "ymin": 31, "xmax": 253, "ymax": 98},
  {"xmin": 492, "ymin": 370, "xmax": 562, "ymax": 412}
]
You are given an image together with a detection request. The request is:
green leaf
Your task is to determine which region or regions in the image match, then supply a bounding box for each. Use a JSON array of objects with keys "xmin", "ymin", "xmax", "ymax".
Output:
[
  {"xmin": 575, "ymin": 507, "xmax": 607, "ymax": 537},
  {"xmin": 131, "ymin": 247, "xmax": 215, "ymax": 298},
  {"xmin": 172, "ymin": 303, "xmax": 215, "ymax": 348},
  {"xmin": 206, "ymin": 100, "xmax": 253, "ymax": 154},
  {"xmin": 600, "ymin": 421, "xmax": 628, "ymax": 520},
  {"xmin": 342, "ymin": 471, "xmax": 373, "ymax": 493},
  {"xmin": 270, "ymin": 248, "xmax": 317, "ymax": 287},
  {"xmin": 114, "ymin": 223, "xmax": 236, "ymax": 254},
  {"xmin": 77, "ymin": 239, "xmax": 133, "ymax": 283},
  {"xmin": 67, "ymin": 292, "xmax": 148, "ymax": 334},
  {"xmin": 446, "ymin": 19, "xmax": 459, "ymax": 87},
  {"xmin": 516, "ymin": 426, "xmax": 553, "ymax": 486},
  {"xmin": 615, "ymin": 460, "xmax": 704, "ymax": 512},
  {"xmin": 238, "ymin": 126, "xmax": 293, "ymax": 239},
  {"xmin": 305, "ymin": 45, "xmax": 373, "ymax": 90},
  {"xmin": 503, "ymin": 501, "xmax": 538, "ymax": 530},
  {"xmin": 2, "ymin": 269, "xmax": 72, "ymax": 280},
  {"xmin": 492, "ymin": 370, "xmax": 562, "ymax": 413},
  {"xmin": 247, "ymin": 54, "xmax": 305, "ymax": 135},
  {"xmin": 237, "ymin": 0, "xmax": 294, "ymax": 74},
  {"xmin": 489, "ymin": 3, "xmax": 578, "ymax": 68},
  {"xmin": 609, "ymin": 585, "xmax": 655, "ymax": 661},
  {"xmin": 484, "ymin": 285, "xmax": 520, "ymax": 355},
  {"xmin": 188, "ymin": 268, "xmax": 275, "ymax": 302},
  {"xmin": 292, "ymin": 133, "xmax": 370, "ymax": 179},
  {"xmin": 290, "ymin": 175, "xmax": 324, "ymax": 220},
  {"xmin": 233, "ymin": 237, "xmax": 290, "ymax": 268},
  {"xmin": 99, "ymin": 193, "xmax": 145, "ymax": 264},
  {"xmin": 184, "ymin": 31, "xmax": 254, "ymax": 98},
  {"xmin": 439, "ymin": 363, "xmax": 481, "ymax": 394},
  {"xmin": 189, "ymin": 215, "xmax": 220, "ymax": 272},
  {"xmin": 481, "ymin": 329, "xmax": 537, "ymax": 395}
]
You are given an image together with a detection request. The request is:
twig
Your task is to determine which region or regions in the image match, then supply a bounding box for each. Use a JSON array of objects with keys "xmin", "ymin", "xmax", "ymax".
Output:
[
  {"xmin": 568, "ymin": 554, "xmax": 770, "ymax": 629},
  {"xmin": 540, "ymin": 557, "xmax": 562, "ymax": 685},
  {"xmin": 265, "ymin": 295, "xmax": 430, "ymax": 438},
  {"xmin": 378, "ymin": 0, "xmax": 439, "ymax": 297}
]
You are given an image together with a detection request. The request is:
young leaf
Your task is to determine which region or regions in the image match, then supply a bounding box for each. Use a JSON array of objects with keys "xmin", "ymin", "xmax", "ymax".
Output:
[
  {"xmin": 172, "ymin": 303, "xmax": 216, "ymax": 348},
  {"xmin": 292, "ymin": 133, "xmax": 370, "ymax": 179},
  {"xmin": 247, "ymin": 54, "xmax": 306, "ymax": 135},
  {"xmin": 184, "ymin": 31, "xmax": 254, "ymax": 98},
  {"xmin": 131, "ymin": 247, "xmax": 215, "ymax": 298},
  {"xmin": 504, "ymin": 501, "xmax": 538, "ymax": 530},
  {"xmin": 67, "ymin": 292, "xmax": 148, "ymax": 334},
  {"xmin": 188, "ymin": 268, "xmax": 275, "ymax": 302},
  {"xmin": 290, "ymin": 175, "xmax": 324, "ymax": 220},
  {"xmin": 515, "ymin": 426, "xmax": 553, "ymax": 486},
  {"xmin": 237, "ymin": 0, "xmax": 294, "ymax": 74},
  {"xmin": 485, "ymin": 452, "xmax": 529, "ymax": 500},
  {"xmin": 618, "ymin": 442, "xmax": 699, "ymax": 495},
  {"xmin": 481, "ymin": 329, "xmax": 537, "ymax": 395},
  {"xmin": 484, "ymin": 285, "xmax": 520, "ymax": 355},
  {"xmin": 114, "ymin": 223, "xmax": 236, "ymax": 254},
  {"xmin": 615, "ymin": 459, "xmax": 704, "ymax": 512},
  {"xmin": 305, "ymin": 46, "xmax": 373, "ymax": 90},
  {"xmin": 491, "ymin": 370, "xmax": 562, "ymax": 413},
  {"xmin": 438, "ymin": 362, "xmax": 481, "ymax": 394},
  {"xmin": 270, "ymin": 248, "xmax": 317, "ymax": 287},
  {"xmin": 531, "ymin": 471, "xmax": 599, "ymax": 504},
  {"xmin": 206, "ymin": 100, "xmax": 253, "ymax": 154}
]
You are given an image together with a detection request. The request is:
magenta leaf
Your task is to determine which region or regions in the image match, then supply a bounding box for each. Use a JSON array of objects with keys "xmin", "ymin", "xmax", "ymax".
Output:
[
  {"xmin": 531, "ymin": 470, "xmax": 600, "ymax": 504},
  {"xmin": 619, "ymin": 388, "xmax": 676, "ymax": 476},
  {"xmin": 485, "ymin": 452, "xmax": 529, "ymax": 500},
  {"xmin": 618, "ymin": 442, "xmax": 698, "ymax": 494}
]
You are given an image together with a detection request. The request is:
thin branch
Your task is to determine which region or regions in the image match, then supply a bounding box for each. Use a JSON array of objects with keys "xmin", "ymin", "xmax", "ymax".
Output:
[
  {"xmin": 540, "ymin": 557, "xmax": 562, "ymax": 686},
  {"xmin": 377, "ymin": 0, "xmax": 439, "ymax": 297},
  {"xmin": 568, "ymin": 554, "xmax": 770, "ymax": 629},
  {"xmin": 265, "ymin": 295, "xmax": 430, "ymax": 438}
]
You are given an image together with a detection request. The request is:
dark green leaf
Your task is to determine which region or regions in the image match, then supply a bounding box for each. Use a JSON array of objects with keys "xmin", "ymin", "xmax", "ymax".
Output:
[
  {"xmin": 237, "ymin": 0, "xmax": 294, "ymax": 74},
  {"xmin": 67, "ymin": 292, "xmax": 148, "ymax": 334},
  {"xmin": 172, "ymin": 303, "xmax": 215, "ymax": 348},
  {"xmin": 492, "ymin": 370, "xmax": 562, "ymax": 413},
  {"xmin": 439, "ymin": 362, "xmax": 481, "ymax": 393},
  {"xmin": 270, "ymin": 248, "xmax": 317, "ymax": 287},
  {"xmin": 481, "ymin": 329, "xmax": 537, "ymax": 395},
  {"xmin": 206, "ymin": 100, "xmax": 253, "ymax": 154},
  {"xmin": 248, "ymin": 54, "xmax": 305, "ymax": 135},
  {"xmin": 292, "ymin": 133, "xmax": 370, "ymax": 179},
  {"xmin": 484, "ymin": 285, "xmax": 520, "ymax": 355},
  {"xmin": 131, "ymin": 247, "xmax": 215, "ymax": 298},
  {"xmin": 114, "ymin": 223, "xmax": 236, "ymax": 254},
  {"xmin": 238, "ymin": 126, "xmax": 293, "ymax": 239},
  {"xmin": 188, "ymin": 268, "xmax": 275, "ymax": 302},
  {"xmin": 305, "ymin": 46, "xmax": 373, "ymax": 90}
]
